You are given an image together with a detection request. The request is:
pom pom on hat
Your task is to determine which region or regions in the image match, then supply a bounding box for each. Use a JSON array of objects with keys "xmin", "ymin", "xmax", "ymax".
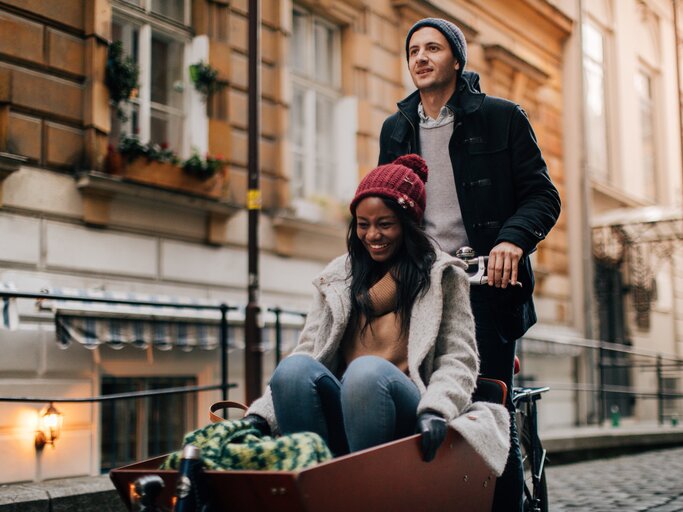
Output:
[
  {"xmin": 350, "ymin": 154, "xmax": 429, "ymax": 223},
  {"xmin": 392, "ymin": 154, "xmax": 428, "ymax": 184}
]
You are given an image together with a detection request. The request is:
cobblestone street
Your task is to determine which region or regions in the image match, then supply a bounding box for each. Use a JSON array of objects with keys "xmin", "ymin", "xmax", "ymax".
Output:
[{"xmin": 546, "ymin": 446, "xmax": 683, "ymax": 511}]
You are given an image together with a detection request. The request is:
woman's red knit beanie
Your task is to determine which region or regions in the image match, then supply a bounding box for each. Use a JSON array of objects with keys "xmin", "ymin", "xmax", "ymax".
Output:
[{"xmin": 349, "ymin": 154, "xmax": 429, "ymax": 223}]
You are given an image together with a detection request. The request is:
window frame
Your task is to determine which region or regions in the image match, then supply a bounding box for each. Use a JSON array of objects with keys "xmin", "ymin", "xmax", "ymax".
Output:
[
  {"xmin": 635, "ymin": 66, "xmax": 658, "ymax": 201},
  {"xmin": 289, "ymin": 6, "xmax": 343, "ymax": 202},
  {"xmin": 581, "ymin": 19, "xmax": 612, "ymax": 183},
  {"xmin": 110, "ymin": 0, "xmax": 193, "ymax": 156}
]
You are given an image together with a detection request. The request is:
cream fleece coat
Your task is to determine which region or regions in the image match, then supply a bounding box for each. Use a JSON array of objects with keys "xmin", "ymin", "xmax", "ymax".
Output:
[{"xmin": 248, "ymin": 250, "xmax": 510, "ymax": 475}]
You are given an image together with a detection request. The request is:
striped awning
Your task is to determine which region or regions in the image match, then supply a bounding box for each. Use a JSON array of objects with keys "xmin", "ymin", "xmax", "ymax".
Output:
[
  {"xmin": 40, "ymin": 288, "xmax": 227, "ymax": 352},
  {"xmin": 37, "ymin": 288, "xmax": 306, "ymax": 352}
]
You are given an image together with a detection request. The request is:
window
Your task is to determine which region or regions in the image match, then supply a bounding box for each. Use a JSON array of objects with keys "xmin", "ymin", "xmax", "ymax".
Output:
[
  {"xmin": 582, "ymin": 21, "xmax": 610, "ymax": 181},
  {"xmin": 110, "ymin": 1, "xmax": 191, "ymax": 155},
  {"xmin": 635, "ymin": 70, "xmax": 657, "ymax": 200},
  {"xmin": 289, "ymin": 7, "xmax": 342, "ymax": 201},
  {"xmin": 100, "ymin": 376, "xmax": 196, "ymax": 472}
]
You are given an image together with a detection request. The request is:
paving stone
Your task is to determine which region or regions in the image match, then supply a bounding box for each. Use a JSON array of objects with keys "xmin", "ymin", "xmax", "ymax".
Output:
[{"xmin": 546, "ymin": 446, "xmax": 683, "ymax": 511}]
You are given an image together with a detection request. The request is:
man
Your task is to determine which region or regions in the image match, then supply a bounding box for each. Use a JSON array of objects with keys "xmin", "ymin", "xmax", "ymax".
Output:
[{"xmin": 378, "ymin": 18, "xmax": 560, "ymax": 511}]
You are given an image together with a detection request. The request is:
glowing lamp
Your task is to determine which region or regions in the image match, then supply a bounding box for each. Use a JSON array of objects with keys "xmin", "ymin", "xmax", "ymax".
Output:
[{"xmin": 35, "ymin": 402, "xmax": 63, "ymax": 450}]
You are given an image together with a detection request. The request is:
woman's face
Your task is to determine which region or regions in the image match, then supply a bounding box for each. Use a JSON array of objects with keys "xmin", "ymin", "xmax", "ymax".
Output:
[{"xmin": 355, "ymin": 197, "xmax": 404, "ymax": 264}]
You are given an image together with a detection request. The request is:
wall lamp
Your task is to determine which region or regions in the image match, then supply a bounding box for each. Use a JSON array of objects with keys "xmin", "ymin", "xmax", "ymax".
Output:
[{"xmin": 35, "ymin": 402, "xmax": 63, "ymax": 451}]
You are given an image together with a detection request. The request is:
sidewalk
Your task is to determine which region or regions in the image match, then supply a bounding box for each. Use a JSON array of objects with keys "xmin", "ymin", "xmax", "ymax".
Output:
[
  {"xmin": 1, "ymin": 423, "xmax": 682, "ymax": 511},
  {"xmin": 542, "ymin": 421, "xmax": 683, "ymax": 464}
]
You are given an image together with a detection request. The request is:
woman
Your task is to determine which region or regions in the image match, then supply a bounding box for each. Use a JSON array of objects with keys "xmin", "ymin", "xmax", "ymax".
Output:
[{"xmin": 246, "ymin": 155, "xmax": 510, "ymax": 473}]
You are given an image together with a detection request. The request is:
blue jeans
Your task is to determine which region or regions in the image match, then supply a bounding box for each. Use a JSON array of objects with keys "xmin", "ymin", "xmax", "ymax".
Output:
[
  {"xmin": 471, "ymin": 289, "xmax": 524, "ymax": 512},
  {"xmin": 269, "ymin": 354, "xmax": 420, "ymax": 456}
]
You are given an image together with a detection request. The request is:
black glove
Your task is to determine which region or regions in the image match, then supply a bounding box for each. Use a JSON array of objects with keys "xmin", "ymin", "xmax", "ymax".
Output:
[
  {"xmin": 242, "ymin": 414, "xmax": 271, "ymax": 436},
  {"xmin": 415, "ymin": 412, "xmax": 447, "ymax": 462}
]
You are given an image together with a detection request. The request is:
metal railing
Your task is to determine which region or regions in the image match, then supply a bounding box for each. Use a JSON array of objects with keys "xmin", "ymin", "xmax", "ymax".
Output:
[
  {"xmin": 518, "ymin": 332, "xmax": 683, "ymax": 426},
  {"xmin": 0, "ymin": 290, "xmax": 238, "ymax": 405},
  {"xmin": 2, "ymin": 289, "xmax": 681, "ymax": 428},
  {"xmin": 268, "ymin": 307, "xmax": 683, "ymax": 427}
]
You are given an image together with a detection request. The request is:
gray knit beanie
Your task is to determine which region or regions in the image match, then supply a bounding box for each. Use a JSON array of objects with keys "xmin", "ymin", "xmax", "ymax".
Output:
[{"xmin": 405, "ymin": 18, "xmax": 467, "ymax": 75}]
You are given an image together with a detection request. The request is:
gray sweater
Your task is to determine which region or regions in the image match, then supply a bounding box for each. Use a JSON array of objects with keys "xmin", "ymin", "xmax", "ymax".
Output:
[{"xmin": 248, "ymin": 250, "xmax": 510, "ymax": 475}]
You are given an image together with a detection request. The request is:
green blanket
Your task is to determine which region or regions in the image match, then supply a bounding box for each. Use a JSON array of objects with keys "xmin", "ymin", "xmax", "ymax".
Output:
[{"xmin": 160, "ymin": 419, "xmax": 332, "ymax": 471}]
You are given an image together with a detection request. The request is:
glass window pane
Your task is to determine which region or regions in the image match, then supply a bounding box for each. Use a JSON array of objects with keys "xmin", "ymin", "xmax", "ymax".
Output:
[
  {"xmin": 292, "ymin": 154, "xmax": 305, "ymax": 198},
  {"xmin": 151, "ymin": 33, "xmax": 184, "ymax": 109},
  {"xmin": 100, "ymin": 378, "xmax": 139, "ymax": 472},
  {"xmin": 314, "ymin": 21, "xmax": 335, "ymax": 85},
  {"xmin": 637, "ymin": 71, "xmax": 656, "ymax": 198},
  {"xmin": 112, "ymin": 19, "xmax": 140, "ymax": 65},
  {"xmin": 582, "ymin": 22, "xmax": 603, "ymax": 63},
  {"xmin": 582, "ymin": 23, "xmax": 609, "ymax": 179},
  {"xmin": 291, "ymin": 87, "xmax": 305, "ymax": 149},
  {"xmin": 151, "ymin": 0, "xmax": 186, "ymax": 23},
  {"xmin": 292, "ymin": 10, "xmax": 308, "ymax": 74},
  {"xmin": 150, "ymin": 108, "xmax": 183, "ymax": 148},
  {"xmin": 109, "ymin": 103, "xmax": 140, "ymax": 145},
  {"xmin": 147, "ymin": 377, "xmax": 195, "ymax": 458},
  {"xmin": 584, "ymin": 62, "xmax": 608, "ymax": 176},
  {"xmin": 315, "ymin": 95, "xmax": 335, "ymax": 194}
]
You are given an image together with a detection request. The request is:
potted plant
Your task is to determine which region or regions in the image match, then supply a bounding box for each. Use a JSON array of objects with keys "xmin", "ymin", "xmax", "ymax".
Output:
[
  {"xmin": 182, "ymin": 150, "xmax": 223, "ymax": 180},
  {"xmin": 105, "ymin": 41, "xmax": 140, "ymax": 120},
  {"xmin": 108, "ymin": 135, "xmax": 227, "ymax": 199},
  {"xmin": 189, "ymin": 61, "xmax": 225, "ymax": 100}
]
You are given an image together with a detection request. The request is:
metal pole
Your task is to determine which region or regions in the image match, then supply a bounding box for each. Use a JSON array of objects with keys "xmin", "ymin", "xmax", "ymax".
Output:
[
  {"xmin": 245, "ymin": 0, "xmax": 263, "ymax": 404},
  {"xmin": 274, "ymin": 307, "xmax": 282, "ymax": 365},
  {"xmin": 220, "ymin": 303, "xmax": 229, "ymax": 403},
  {"xmin": 598, "ymin": 345, "xmax": 605, "ymax": 425},
  {"xmin": 657, "ymin": 355, "xmax": 664, "ymax": 425}
]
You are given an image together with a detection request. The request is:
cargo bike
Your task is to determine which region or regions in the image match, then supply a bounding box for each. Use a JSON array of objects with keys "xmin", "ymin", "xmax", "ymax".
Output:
[{"xmin": 111, "ymin": 249, "xmax": 549, "ymax": 512}]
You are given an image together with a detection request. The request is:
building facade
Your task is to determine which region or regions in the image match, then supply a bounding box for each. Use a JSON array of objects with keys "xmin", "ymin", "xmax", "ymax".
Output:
[{"xmin": 0, "ymin": 0, "xmax": 679, "ymax": 484}]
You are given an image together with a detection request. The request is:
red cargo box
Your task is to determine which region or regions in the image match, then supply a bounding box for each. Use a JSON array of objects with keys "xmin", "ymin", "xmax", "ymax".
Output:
[{"xmin": 110, "ymin": 429, "xmax": 496, "ymax": 512}]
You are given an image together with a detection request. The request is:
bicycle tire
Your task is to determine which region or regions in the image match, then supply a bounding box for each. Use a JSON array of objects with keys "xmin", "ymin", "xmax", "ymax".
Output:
[{"xmin": 518, "ymin": 412, "xmax": 549, "ymax": 512}]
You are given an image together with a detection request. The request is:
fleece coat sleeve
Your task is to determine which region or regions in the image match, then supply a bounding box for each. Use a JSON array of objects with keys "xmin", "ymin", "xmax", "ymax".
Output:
[{"xmin": 416, "ymin": 265, "xmax": 479, "ymax": 422}]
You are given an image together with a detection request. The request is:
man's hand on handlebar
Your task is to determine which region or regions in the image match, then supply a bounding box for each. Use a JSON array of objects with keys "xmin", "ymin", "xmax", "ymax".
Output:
[{"xmin": 487, "ymin": 242, "xmax": 523, "ymax": 289}]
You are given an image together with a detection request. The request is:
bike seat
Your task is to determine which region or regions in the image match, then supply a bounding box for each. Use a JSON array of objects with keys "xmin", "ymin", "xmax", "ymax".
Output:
[{"xmin": 472, "ymin": 377, "xmax": 508, "ymax": 406}]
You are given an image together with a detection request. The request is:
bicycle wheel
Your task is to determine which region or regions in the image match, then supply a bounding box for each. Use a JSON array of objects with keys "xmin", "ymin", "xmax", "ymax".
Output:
[{"xmin": 518, "ymin": 412, "xmax": 548, "ymax": 512}]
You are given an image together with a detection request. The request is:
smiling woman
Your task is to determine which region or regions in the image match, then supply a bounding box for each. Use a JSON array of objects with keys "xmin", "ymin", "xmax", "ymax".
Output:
[{"xmin": 244, "ymin": 154, "xmax": 510, "ymax": 474}]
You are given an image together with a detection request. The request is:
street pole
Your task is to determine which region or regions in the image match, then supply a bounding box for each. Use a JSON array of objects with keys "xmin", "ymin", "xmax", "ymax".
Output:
[{"xmin": 245, "ymin": 0, "xmax": 262, "ymax": 404}]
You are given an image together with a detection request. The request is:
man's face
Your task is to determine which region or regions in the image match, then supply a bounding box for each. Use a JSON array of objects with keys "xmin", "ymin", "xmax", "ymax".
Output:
[{"xmin": 408, "ymin": 27, "xmax": 459, "ymax": 94}]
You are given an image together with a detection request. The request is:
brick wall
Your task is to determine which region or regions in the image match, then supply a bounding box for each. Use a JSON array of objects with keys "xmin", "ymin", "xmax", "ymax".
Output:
[{"xmin": 0, "ymin": 1, "xmax": 109, "ymax": 172}]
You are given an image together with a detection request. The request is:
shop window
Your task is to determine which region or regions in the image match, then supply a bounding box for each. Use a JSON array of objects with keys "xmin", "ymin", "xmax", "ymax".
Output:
[{"xmin": 100, "ymin": 375, "xmax": 196, "ymax": 472}]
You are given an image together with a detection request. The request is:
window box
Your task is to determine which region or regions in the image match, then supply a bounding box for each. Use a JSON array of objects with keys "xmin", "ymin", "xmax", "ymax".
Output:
[{"xmin": 108, "ymin": 152, "xmax": 227, "ymax": 200}]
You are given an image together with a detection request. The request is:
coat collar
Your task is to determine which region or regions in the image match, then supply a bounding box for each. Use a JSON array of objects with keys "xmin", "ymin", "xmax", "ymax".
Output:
[{"xmin": 396, "ymin": 71, "xmax": 486, "ymax": 128}]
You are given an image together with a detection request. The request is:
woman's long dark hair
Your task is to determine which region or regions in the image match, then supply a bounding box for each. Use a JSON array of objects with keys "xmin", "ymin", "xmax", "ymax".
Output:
[{"xmin": 347, "ymin": 197, "xmax": 436, "ymax": 336}]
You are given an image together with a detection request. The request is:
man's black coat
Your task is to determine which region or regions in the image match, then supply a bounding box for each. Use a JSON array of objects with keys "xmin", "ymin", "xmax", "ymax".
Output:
[{"xmin": 378, "ymin": 72, "xmax": 561, "ymax": 340}]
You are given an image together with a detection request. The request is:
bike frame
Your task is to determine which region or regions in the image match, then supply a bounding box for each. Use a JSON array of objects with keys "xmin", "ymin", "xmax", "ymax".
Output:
[
  {"xmin": 459, "ymin": 247, "xmax": 550, "ymax": 512},
  {"xmin": 513, "ymin": 386, "xmax": 549, "ymax": 512}
]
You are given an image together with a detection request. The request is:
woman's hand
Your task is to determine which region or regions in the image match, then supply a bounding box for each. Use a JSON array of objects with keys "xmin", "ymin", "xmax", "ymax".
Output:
[{"xmin": 415, "ymin": 412, "xmax": 447, "ymax": 462}]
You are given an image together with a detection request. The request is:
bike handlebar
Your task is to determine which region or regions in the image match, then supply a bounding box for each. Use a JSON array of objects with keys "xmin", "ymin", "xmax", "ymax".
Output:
[{"xmin": 456, "ymin": 246, "xmax": 523, "ymax": 288}]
